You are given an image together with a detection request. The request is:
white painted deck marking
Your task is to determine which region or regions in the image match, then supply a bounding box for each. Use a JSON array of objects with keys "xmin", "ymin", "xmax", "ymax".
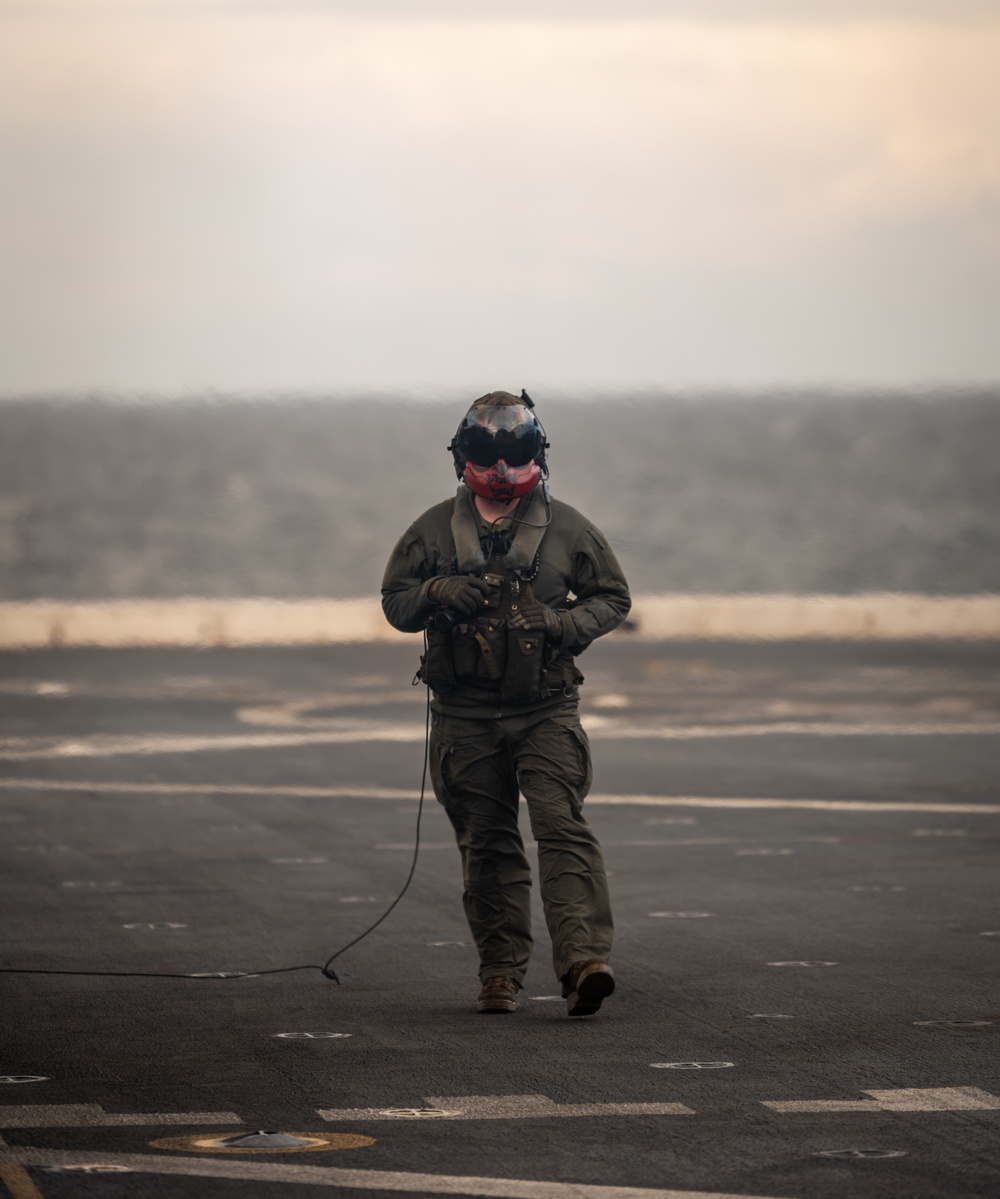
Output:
[
  {"xmin": 763, "ymin": 1086, "xmax": 1000, "ymax": 1113},
  {"xmin": 0, "ymin": 1147, "xmax": 798, "ymax": 1199},
  {"xmin": 44, "ymin": 1164, "xmax": 132, "ymax": 1173},
  {"xmin": 849, "ymin": 885, "xmax": 906, "ymax": 892},
  {"xmin": 980, "ymin": 930, "xmax": 1000, "ymax": 936},
  {"xmin": 375, "ymin": 1109, "xmax": 462, "ymax": 1119},
  {"xmin": 735, "ymin": 848, "xmax": 793, "ymax": 856},
  {"xmin": 377, "ymin": 842, "xmax": 454, "ymax": 850},
  {"xmin": 648, "ymin": 912, "xmax": 714, "ymax": 918},
  {"xmin": 122, "ymin": 922, "xmax": 187, "ymax": 929},
  {"xmin": 530, "ymin": 996, "xmax": 564, "ymax": 1002},
  {"xmin": 913, "ymin": 1019, "xmax": 994, "ymax": 1028},
  {"xmin": 317, "ymin": 1094, "xmax": 693, "ymax": 1121},
  {"xmin": 649, "ymin": 1064, "xmax": 734, "ymax": 1071},
  {"xmin": 274, "ymin": 1033, "xmax": 351, "ymax": 1040},
  {"xmin": 3, "ymin": 777, "xmax": 1000, "ymax": 813},
  {"xmin": 747, "ymin": 1014, "xmax": 795, "ymax": 1019},
  {"xmin": 269, "ymin": 857, "xmax": 329, "ymax": 864},
  {"xmin": 814, "ymin": 1148, "xmax": 906, "ymax": 1159},
  {"xmin": 2, "ymin": 717, "xmax": 999, "ymax": 760},
  {"xmin": 913, "ymin": 828, "xmax": 969, "ymax": 837},
  {"xmin": 0, "ymin": 1081, "xmax": 47, "ymax": 1087},
  {"xmin": 427, "ymin": 941, "xmax": 468, "ymax": 947},
  {"xmin": 767, "ymin": 961, "xmax": 839, "ymax": 968},
  {"xmin": 0, "ymin": 1105, "xmax": 241, "ymax": 1128}
]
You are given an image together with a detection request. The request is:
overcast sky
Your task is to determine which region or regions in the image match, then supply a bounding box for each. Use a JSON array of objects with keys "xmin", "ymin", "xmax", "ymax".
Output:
[{"xmin": 2, "ymin": 0, "xmax": 998, "ymax": 395}]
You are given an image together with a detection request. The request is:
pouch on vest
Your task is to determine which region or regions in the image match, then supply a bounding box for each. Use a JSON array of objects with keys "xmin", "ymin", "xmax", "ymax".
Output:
[
  {"xmin": 504, "ymin": 629, "xmax": 545, "ymax": 702},
  {"xmin": 418, "ymin": 627, "xmax": 457, "ymax": 693},
  {"xmin": 541, "ymin": 650, "xmax": 585, "ymax": 696}
]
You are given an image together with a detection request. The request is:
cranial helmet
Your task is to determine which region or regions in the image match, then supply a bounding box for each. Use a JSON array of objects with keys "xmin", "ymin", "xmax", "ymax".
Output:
[{"xmin": 449, "ymin": 390, "xmax": 548, "ymax": 501}]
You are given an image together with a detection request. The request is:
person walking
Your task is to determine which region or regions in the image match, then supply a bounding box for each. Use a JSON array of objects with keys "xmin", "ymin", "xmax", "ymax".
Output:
[{"xmin": 381, "ymin": 392, "xmax": 631, "ymax": 1016}]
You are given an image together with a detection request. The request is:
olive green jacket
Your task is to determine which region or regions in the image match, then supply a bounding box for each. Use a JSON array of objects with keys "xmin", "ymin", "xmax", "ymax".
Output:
[{"xmin": 381, "ymin": 487, "xmax": 631, "ymax": 713}]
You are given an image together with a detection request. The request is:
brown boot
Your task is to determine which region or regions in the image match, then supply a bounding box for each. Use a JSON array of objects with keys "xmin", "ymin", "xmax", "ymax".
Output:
[
  {"xmin": 476, "ymin": 976, "xmax": 521, "ymax": 1013},
  {"xmin": 563, "ymin": 959, "xmax": 615, "ymax": 1017}
]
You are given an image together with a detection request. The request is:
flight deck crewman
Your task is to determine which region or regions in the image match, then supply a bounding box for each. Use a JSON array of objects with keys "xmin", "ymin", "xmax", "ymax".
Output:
[{"xmin": 381, "ymin": 392, "xmax": 631, "ymax": 1017}]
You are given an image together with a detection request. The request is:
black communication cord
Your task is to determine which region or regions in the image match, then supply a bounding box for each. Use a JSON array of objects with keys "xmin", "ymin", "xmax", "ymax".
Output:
[{"xmin": 0, "ymin": 687, "xmax": 432, "ymax": 986}]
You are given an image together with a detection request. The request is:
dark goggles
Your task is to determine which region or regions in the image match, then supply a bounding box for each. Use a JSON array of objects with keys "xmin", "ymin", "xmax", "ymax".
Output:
[
  {"xmin": 457, "ymin": 404, "xmax": 543, "ymax": 468},
  {"xmin": 458, "ymin": 425, "xmax": 542, "ymax": 468}
]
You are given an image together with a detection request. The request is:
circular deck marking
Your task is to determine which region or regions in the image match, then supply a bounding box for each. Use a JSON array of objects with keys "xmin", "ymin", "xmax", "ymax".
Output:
[
  {"xmin": 123, "ymin": 922, "xmax": 187, "ymax": 929},
  {"xmin": 379, "ymin": 1108, "xmax": 463, "ymax": 1118},
  {"xmin": 814, "ymin": 1148, "xmax": 907, "ymax": 1160},
  {"xmin": 273, "ymin": 1031, "xmax": 352, "ymax": 1039},
  {"xmin": 650, "ymin": 1061, "xmax": 735, "ymax": 1070},
  {"xmin": 767, "ymin": 960, "xmax": 839, "ymax": 967},
  {"xmin": 648, "ymin": 911, "xmax": 714, "ymax": 918},
  {"xmin": 0, "ymin": 1075, "xmax": 49, "ymax": 1084},
  {"xmin": 748, "ymin": 1013, "xmax": 795, "ymax": 1019},
  {"xmin": 913, "ymin": 1019, "xmax": 994, "ymax": 1027},
  {"xmin": 150, "ymin": 1131, "xmax": 374, "ymax": 1154},
  {"xmin": 45, "ymin": 1165, "xmax": 133, "ymax": 1174}
]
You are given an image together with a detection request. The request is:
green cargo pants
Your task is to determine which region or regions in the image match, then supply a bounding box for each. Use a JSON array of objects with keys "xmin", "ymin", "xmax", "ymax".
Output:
[{"xmin": 429, "ymin": 701, "xmax": 613, "ymax": 986}]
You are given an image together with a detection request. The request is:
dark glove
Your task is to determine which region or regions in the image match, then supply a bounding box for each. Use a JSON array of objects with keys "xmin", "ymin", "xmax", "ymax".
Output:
[
  {"xmin": 510, "ymin": 602, "xmax": 563, "ymax": 641},
  {"xmin": 428, "ymin": 575, "xmax": 491, "ymax": 616}
]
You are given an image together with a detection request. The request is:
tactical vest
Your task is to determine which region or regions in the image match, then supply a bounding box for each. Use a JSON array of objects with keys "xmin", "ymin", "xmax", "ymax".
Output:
[{"xmin": 418, "ymin": 487, "xmax": 580, "ymax": 703}]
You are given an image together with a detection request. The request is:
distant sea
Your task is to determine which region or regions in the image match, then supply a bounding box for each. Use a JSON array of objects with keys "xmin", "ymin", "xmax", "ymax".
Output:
[{"xmin": 2, "ymin": 391, "xmax": 998, "ymax": 601}]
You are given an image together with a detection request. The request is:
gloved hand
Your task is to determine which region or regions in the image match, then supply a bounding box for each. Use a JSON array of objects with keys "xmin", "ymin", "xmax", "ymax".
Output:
[
  {"xmin": 428, "ymin": 575, "xmax": 491, "ymax": 615},
  {"xmin": 510, "ymin": 602, "xmax": 563, "ymax": 641}
]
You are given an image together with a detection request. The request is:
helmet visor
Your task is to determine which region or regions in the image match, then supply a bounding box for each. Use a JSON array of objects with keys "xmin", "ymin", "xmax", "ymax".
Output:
[{"xmin": 457, "ymin": 404, "xmax": 543, "ymax": 468}]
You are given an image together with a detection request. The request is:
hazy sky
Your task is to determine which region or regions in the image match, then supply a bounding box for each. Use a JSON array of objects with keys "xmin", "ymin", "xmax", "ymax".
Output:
[{"xmin": 2, "ymin": 0, "xmax": 998, "ymax": 394}]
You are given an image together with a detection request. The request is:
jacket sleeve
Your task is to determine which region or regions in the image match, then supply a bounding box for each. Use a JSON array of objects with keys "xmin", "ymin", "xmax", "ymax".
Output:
[
  {"xmin": 380, "ymin": 527, "xmax": 439, "ymax": 633},
  {"xmin": 557, "ymin": 524, "xmax": 632, "ymax": 649}
]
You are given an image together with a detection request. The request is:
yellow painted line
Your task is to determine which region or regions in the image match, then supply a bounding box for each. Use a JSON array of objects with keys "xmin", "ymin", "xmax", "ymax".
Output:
[
  {"xmin": 1, "ymin": 777, "xmax": 998, "ymax": 813},
  {"xmin": 0, "ymin": 1165, "xmax": 44, "ymax": 1199},
  {"xmin": 0, "ymin": 1149, "xmax": 796, "ymax": 1198},
  {"xmin": 1, "ymin": 593, "xmax": 998, "ymax": 647}
]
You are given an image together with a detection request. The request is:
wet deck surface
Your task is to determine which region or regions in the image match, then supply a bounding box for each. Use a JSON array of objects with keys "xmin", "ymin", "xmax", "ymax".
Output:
[{"xmin": 1, "ymin": 639, "xmax": 998, "ymax": 1199}]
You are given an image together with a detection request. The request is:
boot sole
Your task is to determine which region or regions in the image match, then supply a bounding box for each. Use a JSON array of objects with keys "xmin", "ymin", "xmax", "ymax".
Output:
[
  {"xmin": 566, "ymin": 969, "xmax": 615, "ymax": 1017},
  {"xmin": 477, "ymin": 999, "xmax": 519, "ymax": 1013}
]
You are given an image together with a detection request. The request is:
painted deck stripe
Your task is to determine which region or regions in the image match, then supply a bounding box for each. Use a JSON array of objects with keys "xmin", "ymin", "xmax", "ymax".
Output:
[
  {"xmin": 1, "ymin": 719, "xmax": 998, "ymax": 762},
  {"xmin": 1, "ymin": 778, "xmax": 998, "ymax": 814},
  {"xmin": 2, "ymin": 593, "xmax": 998, "ymax": 647},
  {"xmin": 0, "ymin": 1105, "xmax": 241, "ymax": 1129},
  {"xmin": 0, "ymin": 1149, "xmax": 794, "ymax": 1199},
  {"xmin": 317, "ymin": 1094, "xmax": 693, "ymax": 1121},
  {"xmin": 763, "ymin": 1087, "xmax": 1000, "ymax": 1113},
  {"xmin": 0, "ymin": 1165, "xmax": 44, "ymax": 1199}
]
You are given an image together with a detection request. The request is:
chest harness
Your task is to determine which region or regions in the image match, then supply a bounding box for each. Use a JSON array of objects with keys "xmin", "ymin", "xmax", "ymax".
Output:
[{"xmin": 419, "ymin": 487, "xmax": 573, "ymax": 702}]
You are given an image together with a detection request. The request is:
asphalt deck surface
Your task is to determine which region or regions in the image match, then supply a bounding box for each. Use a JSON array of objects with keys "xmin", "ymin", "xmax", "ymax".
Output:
[{"xmin": 1, "ymin": 638, "xmax": 998, "ymax": 1199}]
